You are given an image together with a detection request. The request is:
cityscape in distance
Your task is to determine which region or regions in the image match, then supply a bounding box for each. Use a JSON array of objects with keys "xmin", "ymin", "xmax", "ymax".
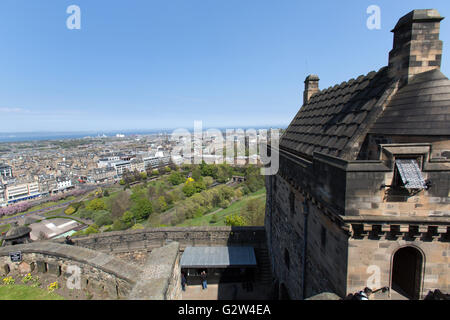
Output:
[{"xmin": 0, "ymin": 0, "xmax": 448, "ymax": 308}]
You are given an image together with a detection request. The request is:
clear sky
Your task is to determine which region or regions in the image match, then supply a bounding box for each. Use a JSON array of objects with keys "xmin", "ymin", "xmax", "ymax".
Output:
[{"xmin": 0, "ymin": 0, "xmax": 449, "ymax": 132}]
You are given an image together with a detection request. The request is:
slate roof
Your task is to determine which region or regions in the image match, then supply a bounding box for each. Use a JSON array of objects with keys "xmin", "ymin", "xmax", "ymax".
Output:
[
  {"xmin": 180, "ymin": 246, "xmax": 257, "ymax": 268},
  {"xmin": 370, "ymin": 69, "xmax": 450, "ymax": 136},
  {"xmin": 280, "ymin": 67, "xmax": 394, "ymax": 159}
]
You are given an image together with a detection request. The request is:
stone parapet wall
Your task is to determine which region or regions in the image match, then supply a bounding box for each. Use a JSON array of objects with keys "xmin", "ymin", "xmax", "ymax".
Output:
[
  {"xmin": 0, "ymin": 241, "xmax": 182, "ymax": 300},
  {"xmin": 129, "ymin": 242, "xmax": 181, "ymax": 300},
  {"xmin": 55, "ymin": 227, "xmax": 266, "ymax": 253},
  {"xmin": 0, "ymin": 242, "xmax": 142, "ymax": 299}
]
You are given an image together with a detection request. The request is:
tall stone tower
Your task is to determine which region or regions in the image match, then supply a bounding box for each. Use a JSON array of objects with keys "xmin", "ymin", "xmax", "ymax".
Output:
[{"xmin": 265, "ymin": 9, "xmax": 450, "ymax": 300}]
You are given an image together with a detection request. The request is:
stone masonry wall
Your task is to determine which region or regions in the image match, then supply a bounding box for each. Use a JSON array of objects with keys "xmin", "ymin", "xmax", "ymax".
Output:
[
  {"xmin": 347, "ymin": 238, "xmax": 449, "ymax": 299},
  {"xmin": 129, "ymin": 241, "xmax": 181, "ymax": 300},
  {"xmin": 345, "ymin": 161, "xmax": 449, "ymax": 218},
  {"xmin": 266, "ymin": 173, "xmax": 349, "ymax": 299},
  {"xmin": 0, "ymin": 241, "xmax": 183, "ymax": 300},
  {"xmin": 57, "ymin": 227, "xmax": 266, "ymax": 254},
  {"xmin": 0, "ymin": 242, "xmax": 142, "ymax": 299}
]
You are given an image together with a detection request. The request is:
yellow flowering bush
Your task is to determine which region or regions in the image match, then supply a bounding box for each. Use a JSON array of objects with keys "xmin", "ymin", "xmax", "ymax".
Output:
[
  {"xmin": 22, "ymin": 273, "xmax": 34, "ymax": 284},
  {"xmin": 2, "ymin": 276, "xmax": 15, "ymax": 285},
  {"xmin": 64, "ymin": 206, "xmax": 76, "ymax": 215},
  {"xmin": 186, "ymin": 177, "xmax": 195, "ymax": 184},
  {"xmin": 47, "ymin": 281, "xmax": 59, "ymax": 292}
]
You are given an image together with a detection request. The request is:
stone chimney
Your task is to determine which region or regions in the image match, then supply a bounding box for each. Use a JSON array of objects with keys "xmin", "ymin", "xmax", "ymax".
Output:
[
  {"xmin": 304, "ymin": 75, "xmax": 319, "ymax": 105},
  {"xmin": 388, "ymin": 9, "xmax": 445, "ymax": 86}
]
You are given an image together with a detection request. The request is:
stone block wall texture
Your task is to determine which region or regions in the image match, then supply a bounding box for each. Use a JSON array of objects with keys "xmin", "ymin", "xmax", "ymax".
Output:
[
  {"xmin": 56, "ymin": 226, "xmax": 266, "ymax": 254},
  {"xmin": 266, "ymin": 173, "xmax": 349, "ymax": 299},
  {"xmin": 360, "ymin": 135, "xmax": 450, "ymax": 161},
  {"xmin": 0, "ymin": 242, "xmax": 141, "ymax": 299},
  {"xmin": 129, "ymin": 241, "xmax": 181, "ymax": 300},
  {"xmin": 0, "ymin": 241, "xmax": 183, "ymax": 300},
  {"xmin": 347, "ymin": 238, "xmax": 449, "ymax": 299},
  {"xmin": 266, "ymin": 145, "xmax": 449, "ymax": 299}
]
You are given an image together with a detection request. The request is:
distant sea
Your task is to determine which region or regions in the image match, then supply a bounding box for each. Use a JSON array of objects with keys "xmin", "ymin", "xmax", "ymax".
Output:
[
  {"xmin": 0, "ymin": 125, "xmax": 285, "ymax": 143},
  {"xmin": 0, "ymin": 130, "xmax": 164, "ymax": 143}
]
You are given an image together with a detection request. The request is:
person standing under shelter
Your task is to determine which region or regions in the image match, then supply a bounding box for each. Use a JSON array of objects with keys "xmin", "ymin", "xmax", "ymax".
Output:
[
  {"xmin": 201, "ymin": 270, "xmax": 207, "ymax": 290},
  {"xmin": 181, "ymin": 272, "xmax": 187, "ymax": 291}
]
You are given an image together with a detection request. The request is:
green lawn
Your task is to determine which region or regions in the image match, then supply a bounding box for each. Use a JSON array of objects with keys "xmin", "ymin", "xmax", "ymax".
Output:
[
  {"xmin": 176, "ymin": 188, "xmax": 266, "ymax": 227},
  {"xmin": 0, "ymin": 196, "xmax": 80, "ymax": 221},
  {"xmin": 0, "ymin": 285, "xmax": 64, "ymax": 300},
  {"xmin": 0, "ymin": 224, "xmax": 11, "ymax": 234}
]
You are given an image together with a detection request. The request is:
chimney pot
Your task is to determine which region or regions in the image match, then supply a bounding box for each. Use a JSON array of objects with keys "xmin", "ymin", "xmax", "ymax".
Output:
[{"xmin": 304, "ymin": 75, "xmax": 320, "ymax": 105}]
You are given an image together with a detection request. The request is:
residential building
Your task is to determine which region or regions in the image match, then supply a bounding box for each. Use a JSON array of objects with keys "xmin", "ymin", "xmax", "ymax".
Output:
[
  {"xmin": 0, "ymin": 163, "xmax": 13, "ymax": 179},
  {"xmin": 5, "ymin": 181, "xmax": 41, "ymax": 204}
]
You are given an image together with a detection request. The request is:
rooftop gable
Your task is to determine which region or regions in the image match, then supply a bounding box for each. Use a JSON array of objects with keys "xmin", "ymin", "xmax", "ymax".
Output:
[{"xmin": 280, "ymin": 67, "xmax": 395, "ymax": 159}]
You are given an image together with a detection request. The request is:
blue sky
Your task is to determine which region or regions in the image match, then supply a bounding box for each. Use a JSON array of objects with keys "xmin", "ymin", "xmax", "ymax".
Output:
[{"xmin": 0, "ymin": 0, "xmax": 449, "ymax": 132}]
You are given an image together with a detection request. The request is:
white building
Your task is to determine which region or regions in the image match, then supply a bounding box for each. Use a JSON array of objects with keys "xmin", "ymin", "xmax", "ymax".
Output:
[
  {"xmin": 0, "ymin": 164, "xmax": 13, "ymax": 179},
  {"xmin": 97, "ymin": 156, "xmax": 120, "ymax": 168},
  {"xmin": 130, "ymin": 159, "xmax": 145, "ymax": 173},
  {"xmin": 111, "ymin": 160, "xmax": 132, "ymax": 176},
  {"xmin": 0, "ymin": 184, "xmax": 6, "ymax": 206},
  {"xmin": 4, "ymin": 181, "xmax": 41, "ymax": 204},
  {"xmin": 56, "ymin": 177, "xmax": 73, "ymax": 191},
  {"xmin": 143, "ymin": 155, "xmax": 171, "ymax": 169}
]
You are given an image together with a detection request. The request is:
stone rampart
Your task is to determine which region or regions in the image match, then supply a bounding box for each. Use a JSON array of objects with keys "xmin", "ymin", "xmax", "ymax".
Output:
[
  {"xmin": 55, "ymin": 226, "xmax": 266, "ymax": 253},
  {"xmin": 0, "ymin": 241, "xmax": 181, "ymax": 300}
]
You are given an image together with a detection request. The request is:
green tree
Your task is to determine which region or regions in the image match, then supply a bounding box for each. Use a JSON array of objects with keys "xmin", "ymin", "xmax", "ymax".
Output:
[
  {"xmin": 216, "ymin": 164, "xmax": 232, "ymax": 183},
  {"xmin": 200, "ymin": 161, "xmax": 218, "ymax": 178},
  {"xmin": 244, "ymin": 165, "xmax": 265, "ymax": 192},
  {"xmin": 111, "ymin": 191, "xmax": 131, "ymax": 220},
  {"xmin": 203, "ymin": 176, "xmax": 214, "ymax": 187},
  {"xmin": 182, "ymin": 183, "xmax": 196, "ymax": 197},
  {"xmin": 158, "ymin": 196, "xmax": 168, "ymax": 212},
  {"xmin": 225, "ymin": 214, "xmax": 246, "ymax": 226},
  {"xmin": 140, "ymin": 172, "xmax": 148, "ymax": 180},
  {"xmin": 95, "ymin": 214, "xmax": 113, "ymax": 227},
  {"xmin": 86, "ymin": 198, "xmax": 107, "ymax": 211},
  {"xmin": 112, "ymin": 219, "xmax": 128, "ymax": 231},
  {"xmin": 131, "ymin": 198, "xmax": 153, "ymax": 221},
  {"xmin": 192, "ymin": 167, "xmax": 202, "ymax": 181},
  {"xmin": 83, "ymin": 224, "xmax": 100, "ymax": 235},
  {"xmin": 242, "ymin": 198, "xmax": 265, "ymax": 226},
  {"xmin": 193, "ymin": 180, "xmax": 206, "ymax": 193},
  {"xmin": 121, "ymin": 210, "xmax": 134, "ymax": 224},
  {"xmin": 168, "ymin": 172, "xmax": 185, "ymax": 185},
  {"xmin": 210, "ymin": 214, "xmax": 218, "ymax": 224}
]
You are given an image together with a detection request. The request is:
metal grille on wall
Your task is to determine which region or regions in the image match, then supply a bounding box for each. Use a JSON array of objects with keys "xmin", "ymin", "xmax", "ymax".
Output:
[{"xmin": 395, "ymin": 159, "xmax": 426, "ymax": 189}]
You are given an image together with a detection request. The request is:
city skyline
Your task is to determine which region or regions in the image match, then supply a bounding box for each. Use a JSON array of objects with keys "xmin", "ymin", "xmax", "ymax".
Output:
[{"xmin": 1, "ymin": 0, "xmax": 449, "ymax": 132}]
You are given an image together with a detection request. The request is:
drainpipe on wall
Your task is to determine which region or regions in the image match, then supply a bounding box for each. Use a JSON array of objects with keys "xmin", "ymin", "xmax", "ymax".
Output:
[
  {"xmin": 269, "ymin": 177, "xmax": 275, "ymax": 283},
  {"xmin": 301, "ymin": 199, "xmax": 309, "ymax": 300}
]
